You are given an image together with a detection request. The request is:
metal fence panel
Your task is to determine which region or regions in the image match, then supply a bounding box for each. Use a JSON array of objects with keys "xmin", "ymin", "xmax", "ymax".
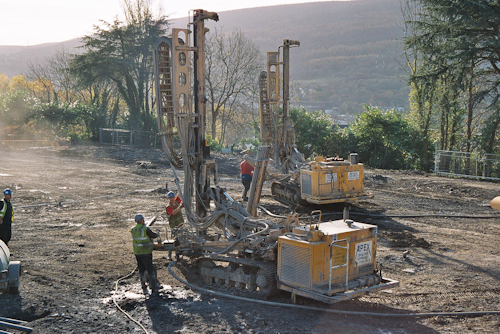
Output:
[
  {"xmin": 435, "ymin": 150, "xmax": 500, "ymax": 181},
  {"xmin": 99, "ymin": 128, "xmax": 159, "ymax": 148}
]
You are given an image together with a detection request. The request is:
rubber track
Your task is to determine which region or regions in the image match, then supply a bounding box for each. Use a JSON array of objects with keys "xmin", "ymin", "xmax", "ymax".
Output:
[
  {"xmin": 194, "ymin": 256, "xmax": 279, "ymax": 297},
  {"xmin": 271, "ymin": 181, "xmax": 301, "ymax": 206}
]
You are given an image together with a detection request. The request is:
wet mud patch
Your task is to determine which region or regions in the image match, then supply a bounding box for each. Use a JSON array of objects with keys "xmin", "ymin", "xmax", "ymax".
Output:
[{"xmin": 0, "ymin": 298, "xmax": 51, "ymax": 322}]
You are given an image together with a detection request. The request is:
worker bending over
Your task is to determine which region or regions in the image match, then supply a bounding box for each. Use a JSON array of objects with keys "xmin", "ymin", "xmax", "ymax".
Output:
[{"xmin": 166, "ymin": 191, "xmax": 184, "ymax": 228}]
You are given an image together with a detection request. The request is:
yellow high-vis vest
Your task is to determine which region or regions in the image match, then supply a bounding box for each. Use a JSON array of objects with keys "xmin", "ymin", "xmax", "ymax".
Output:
[
  {"xmin": 0, "ymin": 199, "xmax": 12, "ymax": 221},
  {"xmin": 131, "ymin": 224, "xmax": 153, "ymax": 255}
]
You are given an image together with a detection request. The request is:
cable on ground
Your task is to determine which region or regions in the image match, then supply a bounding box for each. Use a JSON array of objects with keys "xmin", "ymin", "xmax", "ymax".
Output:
[
  {"xmin": 167, "ymin": 261, "xmax": 500, "ymax": 318},
  {"xmin": 113, "ymin": 266, "xmax": 149, "ymax": 334},
  {"xmin": 257, "ymin": 205, "xmax": 500, "ymax": 220}
]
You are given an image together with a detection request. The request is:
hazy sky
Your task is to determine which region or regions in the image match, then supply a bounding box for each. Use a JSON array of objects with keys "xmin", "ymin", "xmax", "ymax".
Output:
[{"xmin": 0, "ymin": 0, "xmax": 339, "ymax": 46}]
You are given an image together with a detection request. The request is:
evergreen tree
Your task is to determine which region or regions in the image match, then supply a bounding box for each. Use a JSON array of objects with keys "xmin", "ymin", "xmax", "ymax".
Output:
[
  {"xmin": 403, "ymin": 0, "xmax": 500, "ymax": 155},
  {"xmin": 70, "ymin": 0, "xmax": 168, "ymax": 132}
]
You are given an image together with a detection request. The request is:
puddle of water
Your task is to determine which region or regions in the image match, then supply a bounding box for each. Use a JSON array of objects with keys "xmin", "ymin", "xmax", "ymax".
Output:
[
  {"xmin": 122, "ymin": 291, "xmax": 144, "ymax": 300},
  {"xmin": 103, "ymin": 286, "xmax": 146, "ymax": 304},
  {"xmin": 170, "ymin": 289, "xmax": 202, "ymax": 301},
  {"xmin": 102, "ymin": 284, "xmax": 199, "ymax": 304}
]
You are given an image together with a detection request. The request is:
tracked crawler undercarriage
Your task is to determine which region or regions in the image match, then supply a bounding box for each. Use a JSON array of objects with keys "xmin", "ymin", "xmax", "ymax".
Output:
[
  {"xmin": 271, "ymin": 176, "xmax": 302, "ymax": 206},
  {"xmin": 195, "ymin": 256, "xmax": 279, "ymax": 297}
]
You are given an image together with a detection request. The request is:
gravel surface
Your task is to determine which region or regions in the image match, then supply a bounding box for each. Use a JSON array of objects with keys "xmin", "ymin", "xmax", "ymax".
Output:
[{"xmin": 1, "ymin": 144, "xmax": 500, "ymax": 333}]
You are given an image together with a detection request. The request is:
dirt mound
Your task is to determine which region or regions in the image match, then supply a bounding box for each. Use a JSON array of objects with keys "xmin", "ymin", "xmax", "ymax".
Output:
[{"xmin": 386, "ymin": 231, "xmax": 432, "ymax": 249}]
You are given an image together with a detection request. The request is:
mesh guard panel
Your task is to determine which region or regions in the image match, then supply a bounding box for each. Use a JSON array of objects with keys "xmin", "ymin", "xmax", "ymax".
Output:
[{"xmin": 279, "ymin": 242, "xmax": 311, "ymax": 288}]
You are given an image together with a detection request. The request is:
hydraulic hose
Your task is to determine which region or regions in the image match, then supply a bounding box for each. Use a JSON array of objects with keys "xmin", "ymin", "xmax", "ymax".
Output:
[
  {"xmin": 257, "ymin": 205, "xmax": 500, "ymax": 220},
  {"xmin": 113, "ymin": 266, "xmax": 149, "ymax": 334},
  {"xmin": 167, "ymin": 261, "xmax": 500, "ymax": 318}
]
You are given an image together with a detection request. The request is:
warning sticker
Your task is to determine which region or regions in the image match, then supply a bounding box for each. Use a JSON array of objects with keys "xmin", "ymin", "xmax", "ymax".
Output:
[
  {"xmin": 354, "ymin": 241, "xmax": 372, "ymax": 266},
  {"xmin": 348, "ymin": 171, "xmax": 359, "ymax": 180},
  {"xmin": 325, "ymin": 173, "xmax": 337, "ymax": 183}
]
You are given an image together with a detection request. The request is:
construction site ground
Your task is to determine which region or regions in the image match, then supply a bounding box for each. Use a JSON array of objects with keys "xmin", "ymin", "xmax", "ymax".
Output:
[{"xmin": 1, "ymin": 144, "xmax": 500, "ymax": 333}]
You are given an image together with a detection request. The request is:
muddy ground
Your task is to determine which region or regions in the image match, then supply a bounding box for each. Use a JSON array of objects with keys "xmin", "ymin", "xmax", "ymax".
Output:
[{"xmin": 1, "ymin": 144, "xmax": 500, "ymax": 333}]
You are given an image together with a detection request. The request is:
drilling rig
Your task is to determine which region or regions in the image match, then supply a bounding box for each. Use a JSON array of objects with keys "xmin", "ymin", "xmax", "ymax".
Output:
[
  {"xmin": 151, "ymin": 10, "xmax": 397, "ymax": 303},
  {"xmin": 259, "ymin": 40, "xmax": 372, "ymax": 206}
]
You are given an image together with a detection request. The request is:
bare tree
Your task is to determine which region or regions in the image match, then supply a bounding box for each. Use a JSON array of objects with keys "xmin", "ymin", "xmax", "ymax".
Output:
[
  {"xmin": 400, "ymin": 0, "xmax": 436, "ymax": 169},
  {"xmin": 26, "ymin": 49, "xmax": 79, "ymax": 104},
  {"xmin": 218, "ymin": 85, "xmax": 259, "ymax": 146},
  {"xmin": 205, "ymin": 28, "xmax": 264, "ymax": 144}
]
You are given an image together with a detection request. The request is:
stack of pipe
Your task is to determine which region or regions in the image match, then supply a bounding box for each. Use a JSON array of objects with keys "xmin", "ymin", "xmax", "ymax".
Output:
[{"xmin": 0, "ymin": 317, "xmax": 33, "ymax": 333}]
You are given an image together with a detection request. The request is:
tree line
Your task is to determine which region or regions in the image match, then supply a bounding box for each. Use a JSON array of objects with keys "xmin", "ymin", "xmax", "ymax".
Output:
[
  {"xmin": 295, "ymin": 0, "xmax": 500, "ymax": 171},
  {"xmin": 0, "ymin": 0, "xmax": 259, "ymax": 148},
  {"xmin": 290, "ymin": 105, "xmax": 424, "ymax": 170},
  {"xmin": 1, "ymin": 0, "xmax": 500, "ymax": 173},
  {"xmin": 400, "ymin": 0, "xmax": 500, "ymax": 170},
  {"xmin": 292, "ymin": 0, "xmax": 500, "ymax": 171}
]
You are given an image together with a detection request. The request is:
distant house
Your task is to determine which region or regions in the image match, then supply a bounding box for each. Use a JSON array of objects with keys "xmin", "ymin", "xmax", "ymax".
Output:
[
  {"xmin": 292, "ymin": 101, "xmax": 333, "ymax": 113},
  {"xmin": 291, "ymin": 102, "xmax": 355, "ymax": 127},
  {"xmin": 378, "ymin": 106, "xmax": 406, "ymax": 112},
  {"xmin": 331, "ymin": 114, "xmax": 353, "ymax": 128}
]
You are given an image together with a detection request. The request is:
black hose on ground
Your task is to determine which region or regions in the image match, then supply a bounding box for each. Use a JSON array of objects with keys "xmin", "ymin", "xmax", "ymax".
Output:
[
  {"xmin": 257, "ymin": 205, "xmax": 500, "ymax": 220},
  {"xmin": 113, "ymin": 266, "xmax": 149, "ymax": 334},
  {"xmin": 167, "ymin": 261, "xmax": 500, "ymax": 318}
]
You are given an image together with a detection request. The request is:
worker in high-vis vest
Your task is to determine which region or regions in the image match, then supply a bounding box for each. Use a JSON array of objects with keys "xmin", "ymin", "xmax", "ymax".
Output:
[
  {"xmin": 131, "ymin": 214, "xmax": 159, "ymax": 295},
  {"xmin": 0, "ymin": 189, "xmax": 14, "ymax": 246}
]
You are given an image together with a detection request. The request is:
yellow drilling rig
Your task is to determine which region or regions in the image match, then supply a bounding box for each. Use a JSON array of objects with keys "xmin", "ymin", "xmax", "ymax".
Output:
[
  {"xmin": 259, "ymin": 40, "xmax": 372, "ymax": 206},
  {"xmin": 151, "ymin": 9, "xmax": 398, "ymax": 303}
]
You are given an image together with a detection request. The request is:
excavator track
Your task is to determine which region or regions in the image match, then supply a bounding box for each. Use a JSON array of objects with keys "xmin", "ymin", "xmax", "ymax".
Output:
[
  {"xmin": 194, "ymin": 256, "xmax": 279, "ymax": 298},
  {"xmin": 271, "ymin": 180, "xmax": 302, "ymax": 206}
]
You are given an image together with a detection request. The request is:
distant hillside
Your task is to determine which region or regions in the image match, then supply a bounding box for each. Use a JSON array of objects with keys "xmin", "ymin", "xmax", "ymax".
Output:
[
  {"xmin": 0, "ymin": 39, "xmax": 82, "ymax": 77},
  {"xmin": 0, "ymin": 0, "xmax": 408, "ymax": 114},
  {"xmin": 200, "ymin": 0, "xmax": 408, "ymax": 114}
]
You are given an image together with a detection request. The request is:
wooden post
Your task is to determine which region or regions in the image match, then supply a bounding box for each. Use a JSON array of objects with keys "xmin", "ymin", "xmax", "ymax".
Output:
[{"xmin": 246, "ymin": 146, "xmax": 271, "ymax": 216}]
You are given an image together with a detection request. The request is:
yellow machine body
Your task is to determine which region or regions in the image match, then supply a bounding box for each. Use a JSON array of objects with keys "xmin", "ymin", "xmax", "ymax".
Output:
[
  {"xmin": 300, "ymin": 158, "xmax": 371, "ymax": 204},
  {"xmin": 277, "ymin": 219, "xmax": 398, "ymax": 303}
]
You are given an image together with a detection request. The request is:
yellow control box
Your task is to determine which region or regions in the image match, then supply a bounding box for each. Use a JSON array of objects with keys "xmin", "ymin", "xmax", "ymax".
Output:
[{"xmin": 277, "ymin": 219, "xmax": 379, "ymax": 297}]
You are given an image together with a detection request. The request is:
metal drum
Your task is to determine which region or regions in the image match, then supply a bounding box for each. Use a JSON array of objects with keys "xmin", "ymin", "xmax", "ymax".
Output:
[{"xmin": 0, "ymin": 239, "xmax": 10, "ymax": 272}]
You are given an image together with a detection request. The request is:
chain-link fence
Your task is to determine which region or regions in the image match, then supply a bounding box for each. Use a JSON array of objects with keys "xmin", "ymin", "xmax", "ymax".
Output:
[
  {"xmin": 434, "ymin": 150, "xmax": 500, "ymax": 180},
  {"xmin": 99, "ymin": 128, "xmax": 159, "ymax": 148}
]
